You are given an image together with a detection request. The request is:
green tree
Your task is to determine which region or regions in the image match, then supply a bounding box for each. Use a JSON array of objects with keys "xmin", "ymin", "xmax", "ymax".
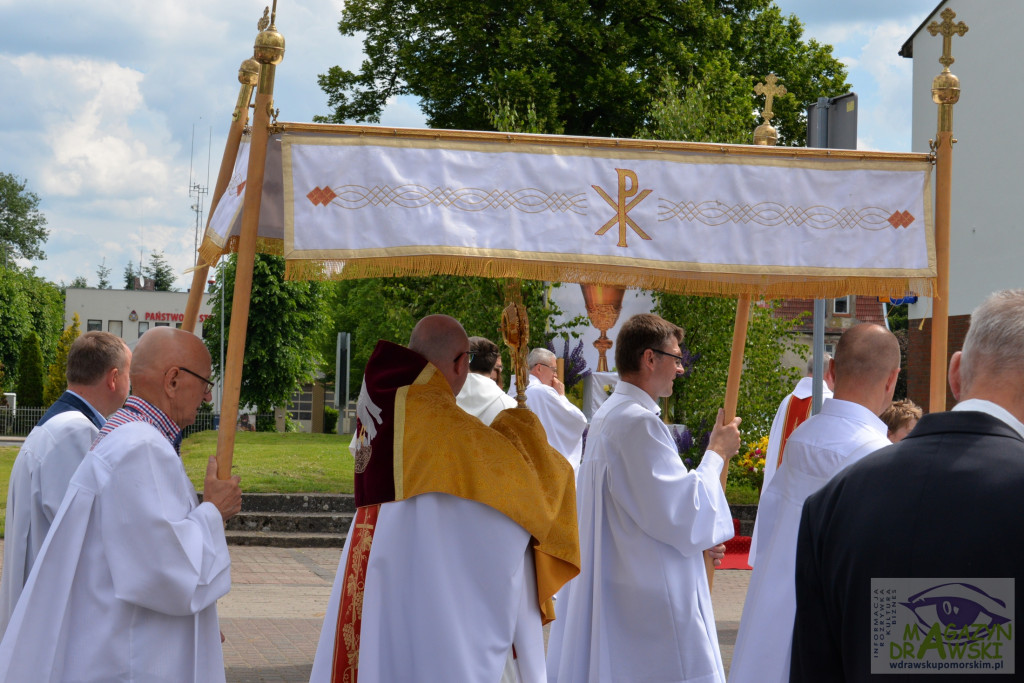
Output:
[
  {"xmin": 654, "ymin": 295, "xmax": 805, "ymax": 462},
  {"xmin": 0, "ymin": 172, "xmax": 49, "ymax": 268},
  {"xmin": 44, "ymin": 313, "xmax": 81, "ymax": 407},
  {"xmin": 124, "ymin": 262, "xmax": 139, "ymax": 290},
  {"xmin": 0, "ymin": 267, "xmax": 63, "ymax": 390},
  {"xmin": 16, "ymin": 331, "xmax": 45, "ymax": 407},
  {"xmin": 145, "ymin": 250, "xmax": 177, "ymax": 291},
  {"xmin": 318, "ymin": 0, "xmax": 848, "ymax": 144},
  {"xmin": 325, "ymin": 276, "xmax": 565, "ymax": 399},
  {"xmin": 68, "ymin": 275, "xmax": 88, "ymax": 289},
  {"xmin": 96, "ymin": 258, "xmax": 112, "ymax": 289},
  {"xmin": 204, "ymin": 253, "xmax": 330, "ymax": 422}
]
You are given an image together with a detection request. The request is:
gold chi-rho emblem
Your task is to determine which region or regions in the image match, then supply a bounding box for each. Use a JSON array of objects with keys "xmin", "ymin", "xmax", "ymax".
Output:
[{"xmin": 592, "ymin": 169, "xmax": 652, "ymax": 248}]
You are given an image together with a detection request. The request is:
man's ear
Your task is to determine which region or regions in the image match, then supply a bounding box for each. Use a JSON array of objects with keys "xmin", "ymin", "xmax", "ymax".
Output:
[
  {"xmin": 105, "ymin": 366, "xmax": 119, "ymax": 392},
  {"xmin": 948, "ymin": 351, "xmax": 963, "ymax": 401}
]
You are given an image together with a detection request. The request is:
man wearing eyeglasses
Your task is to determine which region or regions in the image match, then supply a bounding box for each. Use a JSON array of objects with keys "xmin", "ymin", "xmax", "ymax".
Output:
[
  {"xmin": 0, "ymin": 327, "xmax": 242, "ymax": 682},
  {"xmin": 522, "ymin": 348, "xmax": 588, "ymax": 477},
  {"xmin": 313, "ymin": 315, "xmax": 579, "ymax": 683},
  {"xmin": 549, "ymin": 313, "xmax": 741, "ymax": 683}
]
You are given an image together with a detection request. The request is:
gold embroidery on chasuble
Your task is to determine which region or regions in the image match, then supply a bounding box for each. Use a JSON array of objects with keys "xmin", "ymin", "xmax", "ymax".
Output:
[
  {"xmin": 331, "ymin": 504, "xmax": 380, "ymax": 683},
  {"xmin": 397, "ymin": 370, "xmax": 581, "ymax": 624}
]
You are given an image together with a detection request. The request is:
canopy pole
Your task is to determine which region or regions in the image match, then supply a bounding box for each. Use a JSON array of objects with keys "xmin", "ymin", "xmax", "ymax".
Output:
[
  {"xmin": 926, "ymin": 9, "xmax": 967, "ymax": 412},
  {"xmin": 182, "ymin": 57, "xmax": 260, "ymax": 333},
  {"xmin": 214, "ymin": 6, "xmax": 285, "ymax": 479},
  {"xmin": 704, "ymin": 294, "xmax": 751, "ymax": 589},
  {"xmin": 500, "ymin": 280, "xmax": 531, "ymax": 408}
]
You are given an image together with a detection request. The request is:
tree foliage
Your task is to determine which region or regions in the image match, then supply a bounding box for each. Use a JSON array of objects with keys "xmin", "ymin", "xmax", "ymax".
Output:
[
  {"xmin": 0, "ymin": 267, "xmax": 64, "ymax": 390},
  {"xmin": 0, "ymin": 172, "xmax": 49, "ymax": 265},
  {"xmin": 68, "ymin": 275, "xmax": 88, "ymax": 289},
  {"xmin": 124, "ymin": 262, "xmax": 139, "ymax": 290},
  {"xmin": 318, "ymin": 0, "xmax": 848, "ymax": 144},
  {"xmin": 654, "ymin": 295, "xmax": 806, "ymax": 462},
  {"xmin": 16, "ymin": 331, "xmax": 45, "ymax": 407},
  {"xmin": 96, "ymin": 259, "xmax": 112, "ymax": 289},
  {"xmin": 44, "ymin": 313, "xmax": 81, "ymax": 408},
  {"xmin": 204, "ymin": 254, "xmax": 330, "ymax": 415},
  {"xmin": 325, "ymin": 277, "xmax": 568, "ymax": 399},
  {"xmin": 145, "ymin": 250, "xmax": 177, "ymax": 291}
]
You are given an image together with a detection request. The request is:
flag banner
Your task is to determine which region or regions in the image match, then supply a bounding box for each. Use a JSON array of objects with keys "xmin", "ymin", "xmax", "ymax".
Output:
[{"xmin": 202, "ymin": 124, "xmax": 935, "ymax": 298}]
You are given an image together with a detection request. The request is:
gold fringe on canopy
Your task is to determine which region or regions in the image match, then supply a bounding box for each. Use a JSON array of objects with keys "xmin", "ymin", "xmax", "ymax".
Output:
[
  {"xmin": 198, "ymin": 234, "xmax": 285, "ymax": 268},
  {"xmin": 283, "ymin": 255, "xmax": 934, "ymax": 300}
]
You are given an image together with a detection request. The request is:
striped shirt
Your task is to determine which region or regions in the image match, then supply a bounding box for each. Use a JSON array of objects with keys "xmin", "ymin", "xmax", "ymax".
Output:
[{"xmin": 93, "ymin": 396, "xmax": 183, "ymax": 454}]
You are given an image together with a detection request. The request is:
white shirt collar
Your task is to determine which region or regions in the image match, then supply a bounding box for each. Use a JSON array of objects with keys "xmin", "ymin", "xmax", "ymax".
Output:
[
  {"xmin": 66, "ymin": 389, "xmax": 106, "ymax": 427},
  {"xmin": 953, "ymin": 398, "xmax": 1024, "ymax": 439},
  {"xmin": 614, "ymin": 380, "xmax": 661, "ymax": 416}
]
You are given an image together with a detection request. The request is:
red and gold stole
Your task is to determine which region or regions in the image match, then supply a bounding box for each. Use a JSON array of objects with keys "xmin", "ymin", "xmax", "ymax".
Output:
[
  {"xmin": 330, "ymin": 341, "xmax": 580, "ymax": 682},
  {"xmin": 777, "ymin": 394, "xmax": 814, "ymax": 469}
]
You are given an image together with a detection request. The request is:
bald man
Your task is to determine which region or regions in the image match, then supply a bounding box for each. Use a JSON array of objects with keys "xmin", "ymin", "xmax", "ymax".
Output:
[
  {"xmin": 729, "ymin": 323, "xmax": 900, "ymax": 683},
  {"xmin": 0, "ymin": 327, "xmax": 242, "ymax": 683},
  {"xmin": 312, "ymin": 315, "xmax": 579, "ymax": 683}
]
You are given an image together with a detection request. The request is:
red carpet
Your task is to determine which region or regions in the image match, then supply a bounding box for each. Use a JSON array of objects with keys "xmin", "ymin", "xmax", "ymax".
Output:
[{"xmin": 717, "ymin": 519, "xmax": 753, "ymax": 570}]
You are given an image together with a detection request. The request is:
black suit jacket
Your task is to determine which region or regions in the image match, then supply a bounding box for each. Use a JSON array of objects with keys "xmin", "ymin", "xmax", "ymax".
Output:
[
  {"xmin": 38, "ymin": 391, "xmax": 102, "ymax": 429},
  {"xmin": 791, "ymin": 410, "xmax": 1024, "ymax": 682}
]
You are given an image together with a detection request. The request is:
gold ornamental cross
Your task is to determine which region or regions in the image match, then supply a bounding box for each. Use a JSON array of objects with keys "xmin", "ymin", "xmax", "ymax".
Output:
[
  {"xmin": 927, "ymin": 8, "xmax": 968, "ymax": 70},
  {"xmin": 592, "ymin": 168, "xmax": 652, "ymax": 248},
  {"xmin": 754, "ymin": 73, "xmax": 786, "ymax": 123}
]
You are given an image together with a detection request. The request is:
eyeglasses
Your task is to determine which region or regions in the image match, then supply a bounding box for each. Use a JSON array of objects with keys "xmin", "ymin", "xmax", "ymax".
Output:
[
  {"xmin": 533, "ymin": 363, "xmax": 557, "ymax": 371},
  {"xmin": 648, "ymin": 348, "xmax": 686, "ymax": 367},
  {"xmin": 179, "ymin": 366, "xmax": 215, "ymax": 392},
  {"xmin": 454, "ymin": 351, "xmax": 476, "ymax": 364}
]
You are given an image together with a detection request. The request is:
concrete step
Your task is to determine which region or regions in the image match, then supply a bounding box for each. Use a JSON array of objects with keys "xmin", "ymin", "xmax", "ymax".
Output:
[
  {"xmin": 227, "ymin": 511, "xmax": 354, "ymax": 534},
  {"xmin": 239, "ymin": 493, "xmax": 356, "ymax": 513},
  {"xmin": 226, "ymin": 530, "xmax": 347, "ymax": 548}
]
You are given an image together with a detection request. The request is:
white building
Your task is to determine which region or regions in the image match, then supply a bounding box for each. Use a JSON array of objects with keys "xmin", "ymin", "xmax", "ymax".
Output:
[
  {"xmin": 64, "ymin": 287, "xmax": 213, "ymax": 347},
  {"xmin": 900, "ymin": 1, "xmax": 1022, "ymax": 408}
]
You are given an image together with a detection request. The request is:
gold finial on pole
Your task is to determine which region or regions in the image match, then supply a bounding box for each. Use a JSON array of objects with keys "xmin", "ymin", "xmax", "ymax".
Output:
[
  {"xmin": 925, "ymin": 7, "xmax": 967, "ymax": 414},
  {"xmin": 927, "ymin": 8, "xmax": 968, "ymax": 135},
  {"xmin": 928, "ymin": 8, "xmax": 969, "ymax": 71},
  {"xmin": 753, "ymin": 73, "xmax": 787, "ymax": 146},
  {"xmin": 500, "ymin": 280, "xmax": 530, "ymax": 408},
  {"xmin": 214, "ymin": 3, "xmax": 286, "ymax": 478}
]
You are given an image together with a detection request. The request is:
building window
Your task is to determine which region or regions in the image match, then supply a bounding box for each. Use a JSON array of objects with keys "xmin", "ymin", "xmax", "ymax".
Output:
[
  {"xmin": 87, "ymin": 319, "xmax": 102, "ymax": 332},
  {"xmin": 138, "ymin": 321, "xmax": 150, "ymax": 336},
  {"xmin": 833, "ymin": 296, "xmax": 851, "ymax": 316},
  {"xmin": 175, "ymin": 323, "xmax": 182, "ymax": 329},
  {"xmin": 824, "ymin": 343, "xmax": 836, "ymax": 357},
  {"xmin": 155, "ymin": 322, "xmax": 170, "ymax": 328},
  {"xmin": 108, "ymin": 320, "xmax": 123, "ymax": 338}
]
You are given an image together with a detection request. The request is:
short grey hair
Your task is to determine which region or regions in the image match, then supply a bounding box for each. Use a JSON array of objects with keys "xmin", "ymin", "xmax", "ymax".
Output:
[
  {"xmin": 960, "ymin": 289, "xmax": 1024, "ymax": 392},
  {"xmin": 527, "ymin": 348, "xmax": 556, "ymax": 368},
  {"xmin": 806, "ymin": 353, "xmax": 832, "ymax": 375}
]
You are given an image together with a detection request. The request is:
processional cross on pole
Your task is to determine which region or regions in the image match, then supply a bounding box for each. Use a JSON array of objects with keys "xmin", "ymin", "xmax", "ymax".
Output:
[
  {"xmin": 928, "ymin": 8, "xmax": 968, "ymax": 70},
  {"xmin": 753, "ymin": 73, "xmax": 786, "ymax": 146},
  {"xmin": 754, "ymin": 73, "xmax": 786, "ymax": 124}
]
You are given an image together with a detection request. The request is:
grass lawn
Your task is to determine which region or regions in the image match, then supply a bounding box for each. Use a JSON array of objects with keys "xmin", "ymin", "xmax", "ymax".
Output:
[
  {"xmin": 180, "ymin": 431, "xmax": 354, "ymax": 494},
  {"xmin": 0, "ymin": 447, "xmax": 17, "ymax": 536}
]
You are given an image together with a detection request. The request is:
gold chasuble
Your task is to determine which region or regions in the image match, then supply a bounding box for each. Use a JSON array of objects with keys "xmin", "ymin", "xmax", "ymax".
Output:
[{"xmin": 332, "ymin": 340, "xmax": 580, "ymax": 682}]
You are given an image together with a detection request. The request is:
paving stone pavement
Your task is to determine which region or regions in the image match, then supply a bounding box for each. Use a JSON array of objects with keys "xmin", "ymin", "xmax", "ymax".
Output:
[
  {"xmin": 0, "ymin": 541, "xmax": 750, "ymax": 682},
  {"xmin": 219, "ymin": 546, "xmax": 751, "ymax": 682}
]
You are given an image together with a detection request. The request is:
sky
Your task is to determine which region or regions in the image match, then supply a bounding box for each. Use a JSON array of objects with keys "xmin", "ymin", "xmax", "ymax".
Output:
[{"xmin": 2, "ymin": 0, "xmax": 941, "ymax": 290}]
